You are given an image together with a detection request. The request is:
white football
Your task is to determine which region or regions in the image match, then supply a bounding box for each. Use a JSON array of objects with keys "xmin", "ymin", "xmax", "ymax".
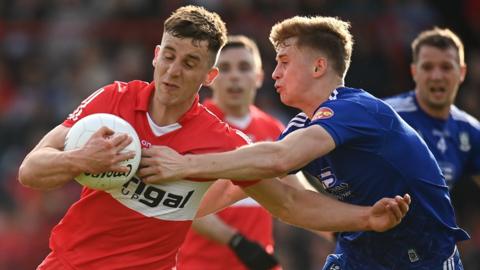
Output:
[{"xmin": 64, "ymin": 113, "xmax": 141, "ymax": 190}]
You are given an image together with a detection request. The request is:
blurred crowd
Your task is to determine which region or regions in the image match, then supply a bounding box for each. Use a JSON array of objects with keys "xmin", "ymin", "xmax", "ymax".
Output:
[{"xmin": 1, "ymin": 0, "xmax": 479, "ymax": 269}]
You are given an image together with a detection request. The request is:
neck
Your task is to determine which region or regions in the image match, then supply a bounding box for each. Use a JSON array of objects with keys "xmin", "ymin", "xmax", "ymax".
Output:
[
  {"xmin": 414, "ymin": 92, "xmax": 451, "ymax": 120},
  {"xmin": 149, "ymin": 95, "xmax": 196, "ymax": 126},
  {"xmin": 213, "ymin": 98, "xmax": 250, "ymax": 118},
  {"xmin": 302, "ymin": 77, "xmax": 344, "ymax": 119}
]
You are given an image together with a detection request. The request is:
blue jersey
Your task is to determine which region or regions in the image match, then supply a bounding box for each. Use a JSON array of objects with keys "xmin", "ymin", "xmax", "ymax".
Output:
[
  {"xmin": 280, "ymin": 87, "xmax": 469, "ymax": 269},
  {"xmin": 384, "ymin": 91, "xmax": 480, "ymax": 188}
]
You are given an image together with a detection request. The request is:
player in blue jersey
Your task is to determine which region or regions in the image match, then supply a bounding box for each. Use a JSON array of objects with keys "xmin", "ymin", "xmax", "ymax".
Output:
[
  {"xmin": 138, "ymin": 16, "xmax": 468, "ymax": 269},
  {"xmin": 384, "ymin": 28, "xmax": 480, "ymax": 189}
]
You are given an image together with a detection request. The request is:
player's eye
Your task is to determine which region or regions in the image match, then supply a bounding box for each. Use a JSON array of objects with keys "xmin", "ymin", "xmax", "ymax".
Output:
[
  {"xmin": 218, "ymin": 64, "xmax": 230, "ymax": 73},
  {"xmin": 421, "ymin": 64, "xmax": 432, "ymax": 71},
  {"xmin": 162, "ymin": 54, "xmax": 174, "ymax": 61},
  {"xmin": 239, "ymin": 62, "xmax": 253, "ymax": 72},
  {"xmin": 184, "ymin": 61, "xmax": 195, "ymax": 69},
  {"xmin": 441, "ymin": 64, "xmax": 453, "ymax": 72}
]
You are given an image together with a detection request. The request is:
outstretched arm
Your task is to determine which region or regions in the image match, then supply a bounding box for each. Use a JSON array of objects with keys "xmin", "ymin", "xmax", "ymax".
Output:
[
  {"xmin": 140, "ymin": 125, "xmax": 335, "ymax": 183},
  {"xmin": 195, "ymin": 179, "xmax": 247, "ymax": 218},
  {"xmin": 244, "ymin": 178, "xmax": 410, "ymax": 232},
  {"xmin": 18, "ymin": 124, "xmax": 134, "ymax": 190}
]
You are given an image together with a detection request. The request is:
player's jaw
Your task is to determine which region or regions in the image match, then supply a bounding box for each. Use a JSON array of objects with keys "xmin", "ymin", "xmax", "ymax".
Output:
[{"xmin": 274, "ymin": 83, "xmax": 293, "ymax": 106}]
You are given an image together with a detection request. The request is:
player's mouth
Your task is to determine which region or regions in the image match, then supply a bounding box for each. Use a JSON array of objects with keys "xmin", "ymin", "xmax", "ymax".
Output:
[
  {"xmin": 274, "ymin": 84, "xmax": 283, "ymax": 93},
  {"xmin": 227, "ymin": 86, "xmax": 244, "ymax": 95},
  {"xmin": 429, "ymin": 86, "xmax": 447, "ymax": 98},
  {"xmin": 162, "ymin": 81, "xmax": 179, "ymax": 91}
]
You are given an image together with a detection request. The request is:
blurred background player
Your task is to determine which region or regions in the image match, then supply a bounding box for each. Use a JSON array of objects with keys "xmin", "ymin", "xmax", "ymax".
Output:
[
  {"xmin": 178, "ymin": 35, "xmax": 284, "ymax": 270},
  {"xmin": 384, "ymin": 27, "xmax": 480, "ymax": 267},
  {"xmin": 385, "ymin": 27, "xmax": 480, "ymax": 189}
]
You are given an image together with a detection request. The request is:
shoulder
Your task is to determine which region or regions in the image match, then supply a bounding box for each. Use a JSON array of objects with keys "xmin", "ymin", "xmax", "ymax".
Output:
[
  {"xmin": 451, "ymin": 106, "xmax": 480, "ymax": 130},
  {"xmin": 383, "ymin": 91, "xmax": 418, "ymax": 113},
  {"xmin": 196, "ymin": 106, "xmax": 251, "ymax": 147},
  {"xmin": 89, "ymin": 80, "xmax": 150, "ymax": 104},
  {"xmin": 249, "ymin": 105, "xmax": 285, "ymax": 130},
  {"xmin": 322, "ymin": 88, "xmax": 379, "ymax": 115},
  {"xmin": 280, "ymin": 112, "xmax": 308, "ymax": 139}
]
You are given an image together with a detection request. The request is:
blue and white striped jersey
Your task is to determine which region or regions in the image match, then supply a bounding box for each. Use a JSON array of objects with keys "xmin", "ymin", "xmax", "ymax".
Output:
[
  {"xmin": 279, "ymin": 87, "xmax": 469, "ymax": 269},
  {"xmin": 384, "ymin": 91, "xmax": 480, "ymax": 188}
]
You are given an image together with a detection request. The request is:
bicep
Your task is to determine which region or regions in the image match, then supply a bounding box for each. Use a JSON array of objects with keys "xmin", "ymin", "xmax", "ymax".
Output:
[
  {"xmin": 278, "ymin": 125, "xmax": 335, "ymax": 171},
  {"xmin": 31, "ymin": 124, "xmax": 70, "ymax": 152}
]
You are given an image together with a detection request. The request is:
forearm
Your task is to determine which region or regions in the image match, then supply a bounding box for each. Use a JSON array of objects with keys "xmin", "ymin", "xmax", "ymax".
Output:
[
  {"xmin": 245, "ymin": 180, "xmax": 370, "ymax": 232},
  {"xmin": 18, "ymin": 147, "xmax": 82, "ymax": 190},
  {"xmin": 186, "ymin": 142, "xmax": 290, "ymax": 180},
  {"xmin": 280, "ymin": 188, "xmax": 370, "ymax": 231},
  {"xmin": 196, "ymin": 180, "xmax": 247, "ymax": 218},
  {"xmin": 192, "ymin": 215, "xmax": 237, "ymax": 244}
]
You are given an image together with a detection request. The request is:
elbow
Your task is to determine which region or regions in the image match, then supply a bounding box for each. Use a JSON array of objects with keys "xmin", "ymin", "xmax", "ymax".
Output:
[
  {"xmin": 272, "ymin": 192, "xmax": 297, "ymax": 225},
  {"xmin": 18, "ymin": 163, "xmax": 34, "ymax": 188},
  {"xmin": 268, "ymin": 147, "xmax": 294, "ymax": 176}
]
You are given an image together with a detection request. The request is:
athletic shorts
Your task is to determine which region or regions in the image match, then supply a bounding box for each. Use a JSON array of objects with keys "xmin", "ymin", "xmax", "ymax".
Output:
[{"xmin": 322, "ymin": 246, "xmax": 463, "ymax": 270}]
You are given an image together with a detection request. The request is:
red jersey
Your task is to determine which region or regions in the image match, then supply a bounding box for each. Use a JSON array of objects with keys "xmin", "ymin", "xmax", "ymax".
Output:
[
  {"xmin": 177, "ymin": 100, "xmax": 285, "ymax": 270},
  {"xmin": 51, "ymin": 81, "xmax": 253, "ymax": 270}
]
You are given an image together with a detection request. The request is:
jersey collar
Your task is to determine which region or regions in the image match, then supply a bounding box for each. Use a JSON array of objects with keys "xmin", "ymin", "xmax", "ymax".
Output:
[{"xmin": 136, "ymin": 81, "xmax": 201, "ymax": 125}]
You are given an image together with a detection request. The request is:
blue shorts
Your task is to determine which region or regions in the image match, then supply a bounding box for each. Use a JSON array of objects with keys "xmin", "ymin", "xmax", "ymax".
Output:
[{"xmin": 322, "ymin": 246, "xmax": 463, "ymax": 270}]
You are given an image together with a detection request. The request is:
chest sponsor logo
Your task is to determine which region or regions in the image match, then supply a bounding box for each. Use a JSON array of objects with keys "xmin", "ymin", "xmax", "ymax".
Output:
[
  {"xmin": 312, "ymin": 107, "xmax": 334, "ymax": 120},
  {"xmin": 141, "ymin": 139, "xmax": 152, "ymax": 148},
  {"xmin": 121, "ymin": 176, "xmax": 193, "ymax": 208}
]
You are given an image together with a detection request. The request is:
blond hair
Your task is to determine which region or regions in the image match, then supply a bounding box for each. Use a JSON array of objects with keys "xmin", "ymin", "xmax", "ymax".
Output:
[{"xmin": 270, "ymin": 16, "xmax": 353, "ymax": 79}]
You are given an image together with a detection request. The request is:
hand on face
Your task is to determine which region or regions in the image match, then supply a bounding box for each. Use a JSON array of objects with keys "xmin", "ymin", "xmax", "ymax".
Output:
[
  {"xmin": 368, "ymin": 194, "xmax": 411, "ymax": 232},
  {"xmin": 138, "ymin": 146, "xmax": 188, "ymax": 183}
]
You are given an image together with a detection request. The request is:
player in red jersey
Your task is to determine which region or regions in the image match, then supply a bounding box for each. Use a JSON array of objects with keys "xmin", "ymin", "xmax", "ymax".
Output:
[
  {"xmin": 18, "ymin": 6, "xmax": 410, "ymax": 270},
  {"xmin": 178, "ymin": 35, "xmax": 284, "ymax": 270}
]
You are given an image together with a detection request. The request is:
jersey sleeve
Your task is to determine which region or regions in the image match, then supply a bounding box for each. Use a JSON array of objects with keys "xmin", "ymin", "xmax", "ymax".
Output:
[
  {"xmin": 308, "ymin": 100, "xmax": 382, "ymax": 148},
  {"xmin": 278, "ymin": 112, "xmax": 309, "ymax": 140},
  {"xmin": 63, "ymin": 82, "xmax": 120, "ymax": 127},
  {"xmin": 466, "ymin": 125, "xmax": 480, "ymax": 176}
]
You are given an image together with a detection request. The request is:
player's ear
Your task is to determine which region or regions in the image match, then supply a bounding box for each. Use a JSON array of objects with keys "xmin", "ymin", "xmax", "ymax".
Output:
[
  {"xmin": 313, "ymin": 57, "xmax": 327, "ymax": 78},
  {"xmin": 255, "ymin": 68, "xmax": 264, "ymax": 89},
  {"xmin": 459, "ymin": 64, "xmax": 467, "ymax": 83},
  {"xmin": 203, "ymin": 67, "xmax": 219, "ymax": 86},
  {"xmin": 410, "ymin": 63, "xmax": 417, "ymax": 82},
  {"xmin": 152, "ymin": 45, "xmax": 161, "ymax": 67}
]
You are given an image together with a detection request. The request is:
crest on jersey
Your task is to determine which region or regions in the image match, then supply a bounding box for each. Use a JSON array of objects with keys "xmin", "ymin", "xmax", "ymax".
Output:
[
  {"xmin": 459, "ymin": 132, "xmax": 471, "ymax": 152},
  {"xmin": 312, "ymin": 107, "xmax": 334, "ymax": 121}
]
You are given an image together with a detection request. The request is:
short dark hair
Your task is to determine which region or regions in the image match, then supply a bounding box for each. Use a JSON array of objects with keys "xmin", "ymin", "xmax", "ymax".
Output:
[
  {"xmin": 164, "ymin": 5, "xmax": 227, "ymax": 59},
  {"xmin": 270, "ymin": 16, "xmax": 353, "ymax": 79},
  {"xmin": 411, "ymin": 27, "xmax": 464, "ymax": 65},
  {"xmin": 222, "ymin": 35, "xmax": 262, "ymax": 70}
]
